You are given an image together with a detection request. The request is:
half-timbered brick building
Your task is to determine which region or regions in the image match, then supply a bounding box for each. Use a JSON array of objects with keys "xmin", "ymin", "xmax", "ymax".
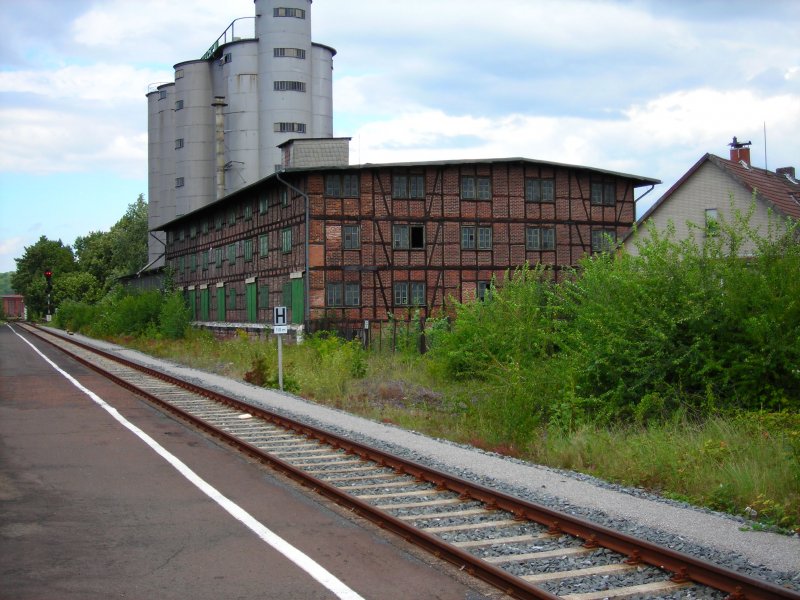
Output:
[{"xmin": 159, "ymin": 145, "xmax": 659, "ymax": 332}]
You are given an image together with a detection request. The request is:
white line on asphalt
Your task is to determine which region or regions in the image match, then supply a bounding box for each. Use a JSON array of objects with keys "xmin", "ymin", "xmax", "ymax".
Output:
[{"xmin": 10, "ymin": 325, "xmax": 366, "ymax": 600}]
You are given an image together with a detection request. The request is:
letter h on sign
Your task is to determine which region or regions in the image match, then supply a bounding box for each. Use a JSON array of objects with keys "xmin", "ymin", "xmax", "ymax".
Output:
[{"xmin": 273, "ymin": 306, "xmax": 287, "ymax": 326}]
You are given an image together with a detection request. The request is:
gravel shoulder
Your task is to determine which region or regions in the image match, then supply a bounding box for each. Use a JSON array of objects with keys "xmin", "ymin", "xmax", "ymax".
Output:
[{"xmin": 56, "ymin": 329, "xmax": 800, "ymax": 585}]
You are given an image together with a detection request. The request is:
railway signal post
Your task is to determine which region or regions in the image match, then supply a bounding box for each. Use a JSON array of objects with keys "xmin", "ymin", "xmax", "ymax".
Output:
[{"xmin": 44, "ymin": 269, "xmax": 52, "ymax": 321}]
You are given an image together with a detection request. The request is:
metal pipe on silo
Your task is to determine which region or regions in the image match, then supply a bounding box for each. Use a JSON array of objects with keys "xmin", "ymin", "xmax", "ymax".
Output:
[{"xmin": 213, "ymin": 96, "xmax": 228, "ymax": 199}]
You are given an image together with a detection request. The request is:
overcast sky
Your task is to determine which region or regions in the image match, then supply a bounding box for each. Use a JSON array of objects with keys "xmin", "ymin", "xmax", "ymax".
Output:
[{"xmin": 1, "ymin": 0, "xmax": 798, "ymax": 273}]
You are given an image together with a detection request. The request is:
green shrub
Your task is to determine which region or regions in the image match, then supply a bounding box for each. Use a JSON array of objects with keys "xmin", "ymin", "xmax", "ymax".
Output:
[
  {"xmin": 429, "ymin": 207, "xmax": 800, "ymax": 427},
  {"xmin": 53, "ymin": 299, "xmax": 98, "ymax": 332},
  {"xmin": 159, "ymin": 291, "xmax": 190, "ymax": 339}
]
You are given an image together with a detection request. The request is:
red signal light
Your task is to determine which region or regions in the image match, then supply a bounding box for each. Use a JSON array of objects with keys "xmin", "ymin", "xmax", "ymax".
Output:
[{"xmin": 44, "ymin": 270, "xmax": 52, "ymax": 279}]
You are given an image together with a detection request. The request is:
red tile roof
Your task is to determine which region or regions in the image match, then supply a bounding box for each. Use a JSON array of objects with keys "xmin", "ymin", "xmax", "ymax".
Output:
[
  {"xmin": 707, "ymin": 154, "xmax": 800, "ymax": 220},
  {"xmin": 634, "ymin": 154, "xmax": 800, "ymax": 229}
]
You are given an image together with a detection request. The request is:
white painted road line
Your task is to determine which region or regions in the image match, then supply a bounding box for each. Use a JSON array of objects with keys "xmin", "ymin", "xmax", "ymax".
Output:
[{"xmin": 11, "ymin": 325, "xmax": 366, "ymax": 600}]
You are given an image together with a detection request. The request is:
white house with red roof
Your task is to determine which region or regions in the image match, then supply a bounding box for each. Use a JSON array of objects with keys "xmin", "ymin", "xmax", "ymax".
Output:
[{"xmin": 624, "ymin": 138, "xmax": 799, "ymax": 256}]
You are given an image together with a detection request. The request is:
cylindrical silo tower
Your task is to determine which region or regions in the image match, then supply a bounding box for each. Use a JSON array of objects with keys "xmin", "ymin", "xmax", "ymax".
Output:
[
  {"xmin": 256, "ymin": 0, "xmax": 316, "ymax": 176},
  {"xmin": 174, "ymin": 61, "xmax": 215, "ymax": 218},
  {"xmin": 214, "ymin": 39, "xmax": 260, "ymax": 195},
  {"xmin": 311, "ymin": 42, "xmax": 335, "ymax": 138}
]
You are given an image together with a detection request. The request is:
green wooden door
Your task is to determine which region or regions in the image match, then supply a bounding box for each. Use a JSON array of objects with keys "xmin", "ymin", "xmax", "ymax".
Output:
[
  {"xmin": 246, "ymin": 282, "xmax": 257, "ymax": 322},
  {"xmin": 188, "ymin": 289, "xmax": 196, "ymax": 321},
  {"xmin": 291, "ymin": 278, "xmax": 304, "ymax": 325},
  {"xmin": 200, "ymin": 288, "xmax": 210, "ymax": 321},
  {"xmin": 216, "ymin": 286, "xmax": 225, "ymax": 321}
]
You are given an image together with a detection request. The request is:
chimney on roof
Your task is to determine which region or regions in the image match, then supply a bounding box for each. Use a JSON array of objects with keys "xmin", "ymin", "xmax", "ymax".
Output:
[
  {"xmin": 776, "ymin": 166, "xmax": 796, "ymax": 179},
  {"xmin": 728, "ymin": 136, "xmax": 752, "ymax": 165}
]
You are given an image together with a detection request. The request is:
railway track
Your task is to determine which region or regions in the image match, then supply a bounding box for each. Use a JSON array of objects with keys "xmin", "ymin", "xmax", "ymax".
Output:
[{"xmin": 20, "ymin": 323, "xmax": 799, "ymax": 600}]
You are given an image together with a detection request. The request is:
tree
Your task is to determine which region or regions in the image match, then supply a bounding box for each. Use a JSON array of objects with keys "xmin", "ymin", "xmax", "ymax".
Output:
[
  {"xmin": 0, "ymin": 271, "xmax": 14, "ymax": 294},
  {"xmin": 53, "ymin": 271, "xmax": 102, "ymax": 306},
  {"xmin": 11, "ymin": 237, "xmax": 76, "ymax": 316},
  {"xmin": 73, "ymin": 195, "xmax": 149, "ymax": 289},
  {"xmin": 107, "ymin": 194, "xmax": 149, "ymax": 278},
  {"xmin": 74, "ymin": 230, "xmax": 114, "ymax": 284}
]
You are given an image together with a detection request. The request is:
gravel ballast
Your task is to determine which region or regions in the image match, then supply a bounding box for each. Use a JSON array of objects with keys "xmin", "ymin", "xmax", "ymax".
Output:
[{"xmin": 54, "ymin": 330, "xmax": 800, "ymax": 590}]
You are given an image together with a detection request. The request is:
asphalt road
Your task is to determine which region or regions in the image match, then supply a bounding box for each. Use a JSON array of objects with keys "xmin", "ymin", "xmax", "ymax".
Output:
[{"xmin": 0, "ymin": 325, "xmax": 493, "ymax": 600}]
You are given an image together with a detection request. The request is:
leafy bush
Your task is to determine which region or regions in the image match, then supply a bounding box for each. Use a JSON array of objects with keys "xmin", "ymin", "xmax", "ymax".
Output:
[
  {"xmin": 54, "ymin": 299, "xmax": 99, "ymax": 332},
  {"xmin": 428, "ymin": 206, "xmax": 800, "ymax": 428},
  {"xmin": 428, "ymin": 264, "xmax": 556, "ymax": 379},
  {"xmin": 159, "ymin": 291, "xmax": 191, "ymax": 339}
]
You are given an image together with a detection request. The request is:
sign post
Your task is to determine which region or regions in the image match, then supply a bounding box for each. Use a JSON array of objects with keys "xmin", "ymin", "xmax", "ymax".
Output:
[{"xmin": 273, "ymin": 306, "xmax": 287, "ymax": 391}]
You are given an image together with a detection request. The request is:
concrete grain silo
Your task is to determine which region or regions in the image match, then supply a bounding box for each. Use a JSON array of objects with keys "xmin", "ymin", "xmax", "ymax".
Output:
[{"xmin": 146, "ymin": 0, "xmax": 335, "ymax": 267}]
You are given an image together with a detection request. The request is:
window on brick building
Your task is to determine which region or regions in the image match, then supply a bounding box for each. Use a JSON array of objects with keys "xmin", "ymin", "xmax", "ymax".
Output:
[
  {"xmin": 461, "ymin": 226, "xmax": 492, "ymax": 249},
  {"xmin": 281, "ymin": 228, "xmax": 292, "ymax": 253},
  {"xmin": 591, "ymin": 181, "xmax": 616, "ymax": 206},
  {"xmin": 393, "ymin": 282, "xmax": 408, "ymax": 306},
  {"xmin": 228, "ymin": 207, "xmax": 236, "ymax": 225},
  {"xmin": 244, "ymin": 204, "xmax": 252, "ymax": 221},
  {"xmin": 227, "ymin": 243, "xmax": 236, "ymax": 264},
  {"xmin": 477, "ymin": 281, "xmax": 492, "ymax": 301},
  {"xmin": 327, "ymin": 283, "xmax": 343, "ymax": 307},
  {"xmin": 215, "ymin": 214, "xmax": 223, "ymax": 230},
  {"xmin": 215, "ymin": 248, "xmax": 223, "ymax": 268},
  {"xmin": 525, "ymin": 179, "xmax": 555, "ymax": 203},
  {"xmin": 202, "ymin": 250, "xmax": 209, "ymax": 271},
  {"xmin": 189, "ymin": 224, "xmax": 196, "ymax": 239},
  {"xmin": 393, "ymin": 282, "xmax": 426, "ymax": 306},
  {"xmin": 392, "ymin": 174, "xmax": 425, "ymax": 199},
  {"xmin": 259, "ymin": 195, "xmax": 268, "ymax": 214},
  {"xmin": 591, "ymin": 228, "xmax": 616, "ymax": 253},
  {"xmin": 343, "ymin": 225, "xmax": 360, "ymax": 249},
  {"xmin": 259, "ymin": 234, "xmax": 269, "ymax": 258},
  {"xmin": 526, "ymin": 227, "xmax": 555, "ymax": 251},
  {"xmin": 258, "ymin": 284, "xmax": 269, "ymax": 309},
  {"xmin": 478, "ymin": 226, "xmax": 492, "ymax": 249},
  {"xmin": 345, "ymin": 283, "xmax": 360, "ymax": 306},
  {"xmin": 244, "ymin": 239, "xmax": 253, "ymax": 262},
  {"xmin": 461, "ymin": 226, "xmax": 475, "ymax": 249},
  {"xmin": 461, "ymin": 176, "xmax": 491, "ymax": 200},
  {"xmin": 280, "ymin": 188, "xmax": 289, "ymax": 207},
  {"xmin": 393, "ymin": 224, "xmax": 425, "ymax": 249},
  {"xmin": 201, "ymin": 219, "xmax": 209, "ymax": 234},
  {"xmin": 190, "ymin": 253, "xmax": 197, "ymax": 272},
  {"xmin": 411, "ymin": 282, "xmax": 426, "ymax": 306},
  {"xmin": 325, "ymin": 174, "xmax": 359, "ymax": 198}
]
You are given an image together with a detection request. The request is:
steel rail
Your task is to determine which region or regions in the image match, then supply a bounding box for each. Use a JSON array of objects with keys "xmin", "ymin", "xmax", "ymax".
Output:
[{"xmin": 24, "ymin": 324, "xmax": 799, "ymax": 600}]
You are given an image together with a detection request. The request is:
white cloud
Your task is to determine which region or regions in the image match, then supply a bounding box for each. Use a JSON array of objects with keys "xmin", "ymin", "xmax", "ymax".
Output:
[
  {"xmin": 0, "ymin": 64, "xmax": 171, "ymax": 101},
  {"xmin": 347, "ymin": 88, "xmax": 800, "ymax": 200},
  {"xmin": 71, "ymin": 0, "xmax": 254, "ymax": 62},
  {"xmin": 0, "ymin": 108, "xmax": 146, "ymax": 177}
]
